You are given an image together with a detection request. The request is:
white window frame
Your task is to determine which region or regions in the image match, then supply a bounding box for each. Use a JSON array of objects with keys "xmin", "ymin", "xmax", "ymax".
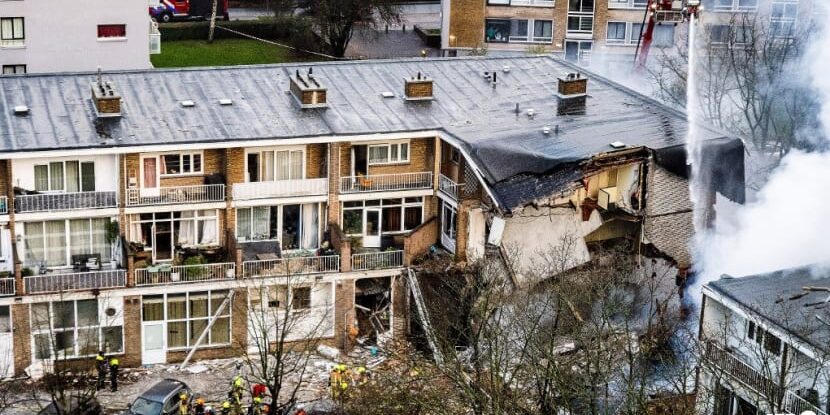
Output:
[
  {"xmin": 129, "ymin": 210, "xmax": 219, "ymax": 251},
  {"xmin": 30, "ymin": 299, "xmax": 124, "ymax": 360},
  {"xmin": 244, "ymin": 146, "xmax": 306, "ymax": 182},
  {"xmin": 159, "ymin": 152, "xmax": 203, "ymax": 177},
  {"xmin": 33, "ymin": 160, "xmax": 95, "ymax": 193},
  {"xmin": 23, "ymin": 218, "xmax": 113, "ymax": 268},
  {"xmin": 770, "ymin": 0, "xmax": 798, "ymax": 39},
  {"xmin": 150, "ymin": 290, "xmax": 232, "ymax": 351},
  {"xmin": 607, "ymin": 0, "xmax": 648, "ymax": 9},
  {"xmin": 710, "ymin": 0, "xmax": 758, "ymax": 12},
  {"xmin": 367, "ymin": 142, "xmax": 410, "ymax": 165},
  {"xmin": 709, "ymin": 24, "xmax": 751, "ymax": 46},
  {"xmin": 606, "ymin": 21, "xmax": 629, "ymax": 44},
  {"xmin": 489, "ymin": 0, "xmax": 555, "ymax": 8},
  {"xmin": 341, "ymin": 197, "xmax": 424, "ymax": 236},
  {"xmin": 1, "ymin": 64, "xmax": 25, "ymax": 74},
  {"xmin": 0, "ymin": 17, "xmax": 24, "ymax": 48}
]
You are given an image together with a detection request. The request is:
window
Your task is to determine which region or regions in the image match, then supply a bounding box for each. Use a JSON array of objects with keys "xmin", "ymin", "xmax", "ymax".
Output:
[
  {"xmin": 0, "ymin": 17, "xmax": 24, "ymax": 47},
  {"xmin": 710, "ymin": 24, "xmax": 749, "ymax": 44},
  {"xmin": 368, "ymin": 143, "xmax": 409, "ymax": 165},
  {"xmin": 24, "ymin": 218, "xmax": 111, "ymax": 267},
  {"xmin": 568, "ymin": 0, "xmax": 593, "ymax": 12},
  {"xmin": 630, "ymin": 23, "xmax": 643, "ymax": 44},
  {"xmin": 770, "ymin": 1, "xmax": 798, "ymax": 38},
  {"xmin": 450, "ymin": 148, "xmax": 460, "ymax": 164},
  {"xmin": 292, "ymin": 287, "xmax": 311, "ymax": 310},
  {"xmin": 30, "ymin": 300, "xmax": 123, "ymax": 359},
  {"xmin": 1, "ymin": 64, "xmax": 25, "ymax": 74},
  {"xmin": 247, "ymin": 148, "xmax": 304, "ymax": 182},
  {"xmin": 151, "ymin": 290, "xmax": 231, "ymax": 350},
  {"xmin": 485, "ymin": 19, "xmax": 511, "ymax": 43},
  {"xmin": 746, "ymin": 320, "xmax": 782, "ymax": 356},
  {"xmin": 511, "ymin": 20, "xmax": 529, "ymax": 42},
  {"xmin": 161, "ymin": 153, "xmax": 202, "ymax": 175},
  {"xmin": 235, "ymin": 203, "xmax": 320, "ymax": 249},
  {"xmin": 533, "ymin": 20, "xmax": 553, "ymax": 42},
  {"xmin": 487, "ymin": 0, "xmax": 511, "ymax": 4},
  {"xmin": 34, "ymin": 160, "xmax": 95, "ymax": 192},
  {"xmin": 703, "ymin": 0, "xmax": 757, "ymax": 11},
  {"xmin": 0, "ymin": 306, "xmax": 9, "ymax": 333},
  {"xmin": 129, "ymin": 210, "xmax": 218, "ymax": 250},
  {"xmin": 342, "ymin": 198, "xmax": 423, "ymax": 235},
  {"xmin": 608, "ymin": 0, "xmax": 647, "ymax": 8},
  {"xmin": 97, "ymin": 24, "xmax": 126, "ymax": 39},
  {"xmin": 607, "ymin": 22, "xmax": 627, "ymax": 42},
  {"xmin": 653, "ymin": 25, "xmax": 675, "ymax": 47},
  {"xmin": 567, "ymin": 15, "xmax": 594, "ymax": 34}
]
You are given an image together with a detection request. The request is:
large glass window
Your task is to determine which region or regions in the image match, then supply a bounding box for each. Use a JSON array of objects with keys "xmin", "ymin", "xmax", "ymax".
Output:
[
  {"xmin": 533, "ymin": 20, "xmax": 553, "ymax": 42},
  {"xmin": 24, "ymin": 219, "xmax": 112, "ymax": 267},
  {"xmin": 33, "ymin": 160, "xmax": 95, "ymax": 192},
  {"xmin": 247, "ymin": 148, "xmax": 303, "ymax": 182},
  {"xmin": 485, "ymin": 19, "xmax": 511, "ymax": 43},
  {"xmin": 342, "ymin": 198, "xmax": 423, "ymax": 236},
  {"xmin": 161, "ymin": 153, "xmax": 202, "ymax": 176},
  {"xmin": 30, "ymin": 300, "xmax": 123, "ymax": 359},
  {"xmin": 236, "ymin": 204, "xmax": 319, "ymax": 250},
  {"xmin": 770, "ymin": 1, "xmax": 797, "ymax": 38},
  {"xmin": 128, "ymin": 210, "xmax": 218, "ymax": 253},
  {"xmin": 607, "ymin": 22, "xmax": 626, "ymax": 42},
  {"xmin": 0, "ymin": 17, "xmax": 24, "ymax": 47},
  {"xmin": 368, "ymin": 143, "xmax": 409, "ymax": 165},
  {"xmin": 149, "ymin": 290, "xmax": 231, "ymax": 350}
]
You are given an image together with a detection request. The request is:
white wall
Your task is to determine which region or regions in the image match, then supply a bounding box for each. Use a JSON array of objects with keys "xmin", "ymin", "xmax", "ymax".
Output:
[
  {"xmin": 0, "ymin": 0, "xmax": 151, "ymax": 73},
  {"xmin": 12, "ymin": 154, "xmax": 118, "ymax": 191}
]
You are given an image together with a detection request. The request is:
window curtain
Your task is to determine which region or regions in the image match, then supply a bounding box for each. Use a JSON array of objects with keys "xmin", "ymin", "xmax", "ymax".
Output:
[
  {"xmin": 49, "ymin": 162, "xmax": 64, "ymax": 191},
  {"xmin": 275, "ymin": 151, "xmax": 289, "ymax": 180},
  {"xmin": 45, "ymin": 220, "xmax": 66, "ymax": 266},
  {"xmin": 90, "ymin": 218, "xmax": 111, "ymax": 262},
  {"xmin": 177, "ymin": 211, "xmax": 195, "ymax": 246},
  {"xmin": 198, "ymin": 218, "xmax": 217, "ymax": 245},
  {"xmin": 24, "ymin": 222, "xmax": 45, "ymax": 265},
  {"xmin": 34, "ymin": 165, "xmax": 48, "ymax": 191},
  {"xmin": 301, "ymin": 204, "xmax": 318, "ymax": 249},
  {"xmin": 262, "ymin": 152, "xmax": 274, "ymax": 181},
  {"xmin": 237, "ymin": 208, "xmax": 252, "ymax": 241},
  {"xmin": 69, "ymin": 219, "xmax": 91, "ymax": 257},
  {"xmin": 65, "ymin": 161, "xmax": 80, "ymax": 193},
  {"xmin": 290, "ymin": 150, "xmax": 303, "ymax": 179},
  {"xmin": 252, "ymin": 206, "xmax": 270, "ymax": 240},
  {"xmin": 382, "ymin": 207, "xmax": 401, "ymax": 232}
]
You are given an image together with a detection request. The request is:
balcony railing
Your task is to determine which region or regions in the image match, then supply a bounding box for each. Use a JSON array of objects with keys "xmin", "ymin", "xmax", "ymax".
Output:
[
  {"xmin": 0, "ymin": 196, "xmax": 7, "ymax": 214},
  {"xmin": 127, "ymin": 184, "xmax": 225, "ymax": 206},
  {"xmin": 351, "ymin": 250, "xmax": 404, "ymax": 271},
  {"xmin": 704, "ymin": 342, "xmax": 828, "ymax": 415},
  {"xmin": 510, "ymin": 0, "xmax": 555, "ymax": 6},
  {"xmin": 24, "ymin": 270, "xmax": 126, "ymax": 294},
  {"xmin": 0, "ymin": 278, "xmax": 13, "ymax": 296},
  {"xmin": 233, "ymin": 178, "xmax": 328, "ymax": 200},
  {"xmin": 340, "ymin": 172, "xmax": 432, "ymax": 194},
  {"xmin": 136, "ymin": 262, "xmax": 235, "ymax": 286},
  {"xmin": 243, "ymin": 255, "xmax": 340, "ymax": 278},
  {"xmin": 439, "ymin": 174, "xmax": 464, "ymax": 201},
  {"xmin": 15, "ymin": 191, "xmax": 117, "ymax": 213}
]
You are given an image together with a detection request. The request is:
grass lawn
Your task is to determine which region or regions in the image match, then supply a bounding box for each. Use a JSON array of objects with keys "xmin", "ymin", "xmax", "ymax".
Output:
[{"xmin": 151, "ymin": 38, "xmax": 311, "ymax": 68}]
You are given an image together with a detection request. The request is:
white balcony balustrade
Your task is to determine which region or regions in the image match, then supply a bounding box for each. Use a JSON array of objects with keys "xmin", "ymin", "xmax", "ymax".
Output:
[
  {"xmin": 243, "ymin": 255, "xmax": 340, "ymax": 278},
  {"xmin": 127, "ymin": 184, "xmax": 225, "ymax": 206},
  {"xmin": 135, "ymin": 262, "xmax": 235, "ymax": 286},
  {"xmin": 0, "ymin": 278, "xmax": 13, "ymax": 296},
  {"xmin": 233, "ymin": 178, "xmax": 328, "ymax": 200},
  {"xmin": 24, "ymin": 270, "xmax": 126, "ymax": 294},
  {"xmin": 439, "ymin": 174, "xmax": 464, "ymax": 201},
  {"xmin": 351, "ymin": 250, "xmax": 404, "ymax": 271},
  {"xmin": 15, "ymin": 191, "xmax": 117, "ymax": 213},
  {"xmin": 340, "ymin": 172, "xmax": 432, "ymax": 193}
]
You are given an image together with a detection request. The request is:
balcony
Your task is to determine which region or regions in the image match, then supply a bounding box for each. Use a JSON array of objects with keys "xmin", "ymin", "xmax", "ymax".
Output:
[
  {"xmin": 0, "ymin": 278, "xmax": 13, "ymax": 296},
  {"xmin": 509, "ymin": 0, "xmax": 555, "ymax": 7},
  {"xmin": 0, "ymin": 196, "xmax": 7, "ymax": 215},
  {"xmin": 439, "ymin": 174, "xmax": 464, "ymax": 201},
  {"xmin": 135, "ymin": 262, "xmax": 235, "ymax": 286},
  {"xmin": 24, "ymin": 270, "xmax": 126, "ymax": 294},
  {"xmin": 340, "ymin": 172, "xmax": 432, "ymax": 194},
  {"xmin": 233, "ymin": 178, "xmax": 328, "ymax": 201},
  {"xmin": 351, "ymin": 250, "xmax": 404, "ymax": 271},
  {"xmin": 15, "ymin": 191, "xmax": 117, "ymax": 213},
  {"xmin": 704, "ymin": 341, "xmax": 828, "ymax": 415},
  {"xmin": 126, "ymin": 184, "xmax": 225, "ymax": 206},
  {"xmin": 243, "ymin": 255, "xmax": 340, "ymax": 278}
]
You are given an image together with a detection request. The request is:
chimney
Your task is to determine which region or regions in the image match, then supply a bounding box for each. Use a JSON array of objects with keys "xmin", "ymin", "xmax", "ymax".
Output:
[
  {"xmin": 91, "ymin": 68, "xmax": 122, "ymax": 118},
  {"xmin": 556, "ymin": 72, "xmax": 588, "ymax": 99},
  {"xmin": 404, "ymin": 72, "xmax": 434, "ymax": 101},
  {"xmin": 289, "ymin": 67, "xmax": 328, "ymax": 109}
]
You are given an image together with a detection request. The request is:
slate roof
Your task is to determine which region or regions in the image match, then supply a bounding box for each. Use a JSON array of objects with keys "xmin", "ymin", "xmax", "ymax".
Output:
[
  {"xmin": 0, "ymin": 55, "xmax": 734, "ymax": 210},
  {"xmin": 708, "ymin": 265, "xmax": 830, "ymax": 354}
]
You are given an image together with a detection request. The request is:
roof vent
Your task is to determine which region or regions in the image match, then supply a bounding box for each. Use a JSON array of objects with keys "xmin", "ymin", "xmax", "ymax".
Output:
[
  {"xmin": 218, "ymin": 99, "xmax": 233, "ymax": 106},
  {"xmin": 13, "ymin": 105, "xmax": 29, "ymax": 116},
  {"xmin": 610, "ymin": 141, "xmax": 626, "ymax": 149},
  {"xmin": 381, "ymin": 91, "xmax": 395, "ymax": 99},
  {"xmin": 290, "ymin": 67, "xmax": 328, "ymax": 109},
  {"xmin": 404, "ymin": 72, "xmax": 433, "ymax": 101},
  {"xmin": 91, "ymin": 68, "xmax": 122, "ymax": 118},
  {"xmin": 557, "ymin": 72, "xmax": 588, "ymax": 99},
  {"xmin": 180, "ymin": 100, "xmax": 195, "ymax": 108}
]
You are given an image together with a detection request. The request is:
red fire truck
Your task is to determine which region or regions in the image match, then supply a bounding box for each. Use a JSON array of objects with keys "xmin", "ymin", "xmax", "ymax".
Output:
[{"xmin": 149, "ymin": 0, "xmax": 229, "ymax": 23}]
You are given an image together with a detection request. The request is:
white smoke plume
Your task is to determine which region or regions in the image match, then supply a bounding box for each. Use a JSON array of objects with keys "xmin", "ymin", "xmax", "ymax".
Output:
[{"xmin": 691, "ymin": 3, "xmax": 830, "ymax": 287}]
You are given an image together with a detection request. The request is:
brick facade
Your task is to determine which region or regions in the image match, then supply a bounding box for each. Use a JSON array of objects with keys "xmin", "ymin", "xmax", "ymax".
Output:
[
  {"xmin": 11, "ymin": 303, "xmax": 30, "ymax": 376},
  {"xmin": 403, "ymin": 217, "xmax": 439, "ymax": 265},
  {"xmin": 333, "ymin": 279, "xmax": 355, "ymax": 350},
  {"xmin": 449, "ymin": 0, "xmax": 486, "ymax": 48},
  {"xmin": 122, "ymin": 296, "xmax": 142, "ymax": 367}
]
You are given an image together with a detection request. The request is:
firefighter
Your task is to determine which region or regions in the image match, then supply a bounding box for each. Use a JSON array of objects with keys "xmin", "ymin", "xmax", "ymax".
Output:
[
  {"xmin": 194, "ymin": 397, "xmax": 206, "ymax": 415},
  {"xmin": 108, "ymin": 356, "xmax": 119, "ymax": 392},
  {"xmin": 95, "ymin": 351, "xmax": 107, "ymax": 390},
  {"xmin": 247, "ymin": 396, "xmax": 263, "ymax": 415},
  {"xmin": 220, "ymin": 400, "xmax": 232, "ymax": 415},
  {"xmin": 178, "ymin": 391, "xmax": 190, "ymax": 415},
  {"xmin": 354, "ymin": 365, "xmax": 368, "ymax": 385}
]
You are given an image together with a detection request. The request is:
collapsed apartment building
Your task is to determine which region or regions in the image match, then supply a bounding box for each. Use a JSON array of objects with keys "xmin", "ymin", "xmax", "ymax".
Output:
[{"xmin": 0, "ymin": 55, "xmax": 744, "ymax": 377}]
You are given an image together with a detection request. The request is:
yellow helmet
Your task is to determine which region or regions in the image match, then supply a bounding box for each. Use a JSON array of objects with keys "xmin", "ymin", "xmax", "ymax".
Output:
[
  {"xmin": 222, "ymin": 401, "xmax": 231, "ymax": 408},
  {"xmin": 253, "ymin": 396, "xmax": 262, "ymax": 404},
  {"xmin": 196, "ymin": 398, "xmax": 205, "ymax": 405},
  {"xmin": 179, "ymin": 392, "xmax": 188, "ymax": 400}
]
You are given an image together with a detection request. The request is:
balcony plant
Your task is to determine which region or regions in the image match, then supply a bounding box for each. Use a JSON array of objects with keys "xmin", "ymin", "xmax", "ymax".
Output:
[{"xmin": 182, "ymin": 254, "xmax": 207, "ymax": 281}]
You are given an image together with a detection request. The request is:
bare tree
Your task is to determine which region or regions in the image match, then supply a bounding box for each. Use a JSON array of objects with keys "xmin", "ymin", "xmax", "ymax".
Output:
[{"xmin": 297, "ymin": 0, "xmax": 400, "ymax": 57}]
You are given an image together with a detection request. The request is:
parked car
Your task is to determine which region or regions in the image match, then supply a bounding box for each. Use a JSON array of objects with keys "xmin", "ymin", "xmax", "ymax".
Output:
[
  {"xmin": 126, "ymin": 379, "xmax": 192, "ymax": 415},
  {"xmin": 38, "ymin": 397, "xmax": 103, "ymax": 415}
]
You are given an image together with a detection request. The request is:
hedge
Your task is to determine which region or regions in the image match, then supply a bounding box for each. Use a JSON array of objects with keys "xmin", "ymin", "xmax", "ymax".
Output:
[{"xmin": 158, "ymin": 17, "xmax": 311, "ymax": 42}]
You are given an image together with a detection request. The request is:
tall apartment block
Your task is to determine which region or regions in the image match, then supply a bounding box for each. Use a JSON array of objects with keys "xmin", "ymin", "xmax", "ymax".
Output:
[{"xmin": 0, "ymin": 0, "xmax": 153, "ymax": 74}]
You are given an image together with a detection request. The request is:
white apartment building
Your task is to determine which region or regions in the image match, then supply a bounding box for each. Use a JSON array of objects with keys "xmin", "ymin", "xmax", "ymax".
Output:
[{"xmin": 0, "ymin": 0, "xmax": 152, "ymax": 74}]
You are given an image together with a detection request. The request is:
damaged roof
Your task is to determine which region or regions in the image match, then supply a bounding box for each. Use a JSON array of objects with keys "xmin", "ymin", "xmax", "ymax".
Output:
[
  {"xmin": 0, "ymin": 55, "xmax": 742, "ymax": 210},
  {"xmin": 708, "ymin": 265, "xmax": 830, "ymax": 354}
]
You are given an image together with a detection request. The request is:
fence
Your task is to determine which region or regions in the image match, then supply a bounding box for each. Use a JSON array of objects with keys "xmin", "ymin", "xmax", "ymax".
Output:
[
  {"xmin": 15, "ymin": 191, "xmax": 117, "ymax": 213},
  {"xmin": 135, "ymin": 262, "xmax": 235, "ymax": 286},
  {"xmin": 0, "ymin": 278, "xmax": 13, "ymax": 296},
  {"xmin": 438, "ymin": 174, "xmax": 464, "ymax": 201},
  {"xmin": 351, "ymin": 250, "xmax": 404, "ymax": 271},
  {"xmin": 233, "ymin": 178, "xmax": 328, "ymax": 200},
  {"xmin": 24, "ymin": 270, "xmax": 126, "ymax": 294},
  {"xmin": 340, "ymin": 172, "xmax": 432, "ymax": 193},
  {"xmin": 243, "ymin": 255, "xmax": 340, "ymax": 278},
  {"xmin": 127, "ymin": 184, "xmax": 225, "ymax": 206}
]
